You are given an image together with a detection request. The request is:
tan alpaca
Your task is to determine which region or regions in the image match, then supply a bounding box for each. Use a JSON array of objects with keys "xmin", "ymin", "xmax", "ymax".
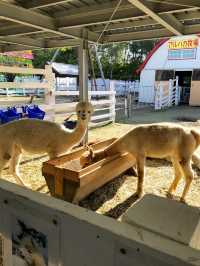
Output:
[
  {"xmin": 0, "ymin": 101, "xmax": 93, "ymax": 186},
  {"xmin": 82, "ymin": 123, "xmax": 200, "ymax": 202}
]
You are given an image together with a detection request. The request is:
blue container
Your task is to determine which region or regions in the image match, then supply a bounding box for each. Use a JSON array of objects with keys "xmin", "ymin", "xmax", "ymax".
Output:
[
  {"xmin": 0, "ymin": 108, "xmax": 21, "ymax": 124},
  {"xmin": 27, "ymin": 105, "xmax": 45, "ymax": 120}
]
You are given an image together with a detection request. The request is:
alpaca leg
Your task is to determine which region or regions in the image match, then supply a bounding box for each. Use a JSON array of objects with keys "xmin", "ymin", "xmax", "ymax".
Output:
[
  {"xmin": 9, "ymin": 147, "xmax": 26, "ymax": 186},
  {"xmin": 136, "ymin": 155, "xmax": 145, "ymax": 198},
  {"xmin": 192, "ymin": 153, "xmax": 200, "ymax": 169},
  {"xmin": 179, "ymin": 158, "xmax": 193, "ymax": 203},
  {"xmin": 167, "ymin": 159, "xmax": 183, "ymax": 197}
]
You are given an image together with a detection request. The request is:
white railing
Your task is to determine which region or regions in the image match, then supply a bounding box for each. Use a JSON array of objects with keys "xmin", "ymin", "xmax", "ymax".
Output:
[
  {"xmin": 56, "ymin": 78, "xmax": 139, "ymax": 96},
  {"xmin": 0, "ymin": 65, "xmax": 115, "ymax": 126},
  {"xmin": 155, "ymin": 77, "xmax": 179, "ymax": 110}
]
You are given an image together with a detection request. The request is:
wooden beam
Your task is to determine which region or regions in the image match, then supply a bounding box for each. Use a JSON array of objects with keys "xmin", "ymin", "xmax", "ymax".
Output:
[
  {"xmin": 0, "ymin": 1, "xmax": 98, "ymax": 42},
  {"xmin": 0, "ymin": 36, "xmax": 43, "ymax": 48},
  {"xmin": 22, "ymin": 0, "xmax": 72, "ymax": 9},
  {"xmin": 128, "ymin": 0, "xmax": 183, "ymax": 35},
  {"xmin": 57, "ymin": 2, "xmax": 196, "ymax": 29},
  {"xmin": 47, "ymin": 39, "xmax": 81, "ymax": 48},
  {"xmin": 103, "ymin": 23, "xmax": 200, "ymax": 43},
  {"xmin": 148, "ymin": 0, "xmax": 200, "ymax": 8},
  {"xmin": 90, "ymin": 10, "xmax": 200, "ymax": 32},
  {"xmin": 103, "ymin": 28, "xmax": 174, "ymax": 43}
]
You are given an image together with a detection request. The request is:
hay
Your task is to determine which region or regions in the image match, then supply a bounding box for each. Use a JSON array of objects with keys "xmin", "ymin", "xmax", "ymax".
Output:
[{"xmin": 2, "ymin": 121, "xmax": 200, "ymax": 220}]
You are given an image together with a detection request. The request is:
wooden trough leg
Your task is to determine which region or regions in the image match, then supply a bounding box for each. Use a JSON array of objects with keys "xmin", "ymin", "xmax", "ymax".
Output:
[{"xmin": 55, "ymin": 174, "xmax": 64, "ymax": 198}]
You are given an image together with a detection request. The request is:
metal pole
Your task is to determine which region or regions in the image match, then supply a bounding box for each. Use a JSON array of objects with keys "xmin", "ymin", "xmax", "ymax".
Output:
[
  {"xmin": 78, "ymin": 39, "xmax": 89, "ymax": 144},
  {"xmin": 79, "ymin": 40, "xmax": 89, "ymax": 103}
]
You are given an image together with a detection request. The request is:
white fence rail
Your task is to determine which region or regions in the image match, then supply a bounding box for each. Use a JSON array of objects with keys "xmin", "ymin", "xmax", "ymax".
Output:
[
  {"xmin": 155, "ymin": 77, "xmax": 179, "ymax": 110},
  {"xmin": 56, "ymin": 78, "xmax": 139, "ymax": 96},
  {"xmin": 0, "ymin": 65, "xmax": 115, "ymax": 126}
]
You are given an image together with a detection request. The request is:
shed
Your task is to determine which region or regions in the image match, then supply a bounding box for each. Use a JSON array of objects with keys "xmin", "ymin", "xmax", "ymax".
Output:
[{"xmin": 138, "ymin": 35, "xmax": 200, "ymax": 106}]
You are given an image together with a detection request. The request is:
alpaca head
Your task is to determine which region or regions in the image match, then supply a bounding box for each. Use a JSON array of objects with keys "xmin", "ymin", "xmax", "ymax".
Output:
[{"xmin": 76, "ymin": 102, "xmax": 94, "ymax": 121}]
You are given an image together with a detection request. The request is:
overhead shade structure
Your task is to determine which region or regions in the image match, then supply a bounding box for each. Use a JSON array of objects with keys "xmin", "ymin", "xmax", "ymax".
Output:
[
  {"xmin": 0, "ymin": 1, "xmax": 199, "ymax": 51},
  {"xmin": 0, "ymin": 0, "xmax": 200, "ymax": 103}
]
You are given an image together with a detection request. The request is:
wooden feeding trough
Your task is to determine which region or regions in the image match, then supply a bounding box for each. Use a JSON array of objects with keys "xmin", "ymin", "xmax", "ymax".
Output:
[{"xmin": 42, "ymin": 138, "xmax": 135, "ymax": 203}]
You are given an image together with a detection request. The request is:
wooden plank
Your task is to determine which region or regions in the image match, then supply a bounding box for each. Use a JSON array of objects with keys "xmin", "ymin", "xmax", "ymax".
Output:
[
  {"xmin": 92, "ymin": 100, "xmax": 113, "ymax": 106},
  {"xmin": 79, "ymin": 153, "xmax": 121, "ymax": 176},
  {"xmin": 91, "ymin": 113, "xmax": 112, "ymax": 121},
  {"xmin": 90, "ymin": 91, "xmax": 113, "ymax": 95},
  {"xmin": 0, "ymin": 65, "xmax": 45, "ymax": 75},
  {"xmin": 0, "ymin": 82, "xmax": 49, "ymax": 89},
  {"xmin": 55, "ymin": 90, "xmax": 114, "ymax": 96},
  {"xmin": 79, "ymin": 153, "xmax": 134, "ymax": 187},
  {"xmin": 72, "ymin": 153, "xmax": 135, "ymax": 203},
  {"xmin": 55, "ymin": 91, "xmax": 79, "ymax": 96},
  {"xmin": 54, "ymin": 171, "xmax": 64, "ymax": 197}
]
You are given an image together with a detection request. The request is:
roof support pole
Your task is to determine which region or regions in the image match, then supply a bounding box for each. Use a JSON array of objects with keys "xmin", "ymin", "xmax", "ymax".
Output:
[
  {"xmin": 78, "ymin": 39, "xmax": 89, "ymax": 103},
  {"xmin": 78, "ymin": 39, "xmax": 89, "ymax": 144}
]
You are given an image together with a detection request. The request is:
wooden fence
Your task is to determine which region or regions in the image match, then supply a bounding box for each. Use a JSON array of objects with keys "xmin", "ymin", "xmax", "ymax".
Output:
[
  {"xmin": 155, "ymin": 77, "xmax": 179, "ymax": 110},
  {"xmin": 0, "ymin": 65, "xmax": 115, "ymax": 126}
]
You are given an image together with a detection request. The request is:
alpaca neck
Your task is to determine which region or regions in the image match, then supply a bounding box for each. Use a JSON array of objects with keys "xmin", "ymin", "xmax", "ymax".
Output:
[{"xmin": 68, "ymin": 118, "xmax": 88, "ymax": 146}]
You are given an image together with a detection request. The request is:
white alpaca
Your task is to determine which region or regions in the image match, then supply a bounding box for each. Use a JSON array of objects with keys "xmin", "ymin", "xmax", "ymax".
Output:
[{"xmin": 0, "ymin": 101, "xmax": 93, "ymax": 186}]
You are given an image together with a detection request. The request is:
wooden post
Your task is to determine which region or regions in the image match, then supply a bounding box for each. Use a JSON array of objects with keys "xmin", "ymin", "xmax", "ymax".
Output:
[
  {"xmin": 168, "ymin": 79, "xmax": 172, "ymax": 107},
  {"xmin": 79, "ymin": 40, "xmax": 89, "ymax": 103},
  {"xmin": 44, "ymin": 65, "xmax": 56, "ymax": 121},
  {"xmin": 175, "ymin": 76, "xmax": 179, "ymax": 105},
  {"xmin": 128, "ymin": 93, "xmax": 132, "ymax": 118},
  {"xmin": 124, "ymin": 96, "xmax": 128, "ymax": 117},
  {"xmin": 79, "ymin": 39, "xmax": 89, "ymax": 144},
  {"xmin": 155, "ymin": 83, "xmax": 162, "ymax": 110}
]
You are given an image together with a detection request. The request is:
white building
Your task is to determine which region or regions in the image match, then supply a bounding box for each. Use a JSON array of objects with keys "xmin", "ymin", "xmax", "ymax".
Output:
[{"xmin": 138, "ymin": 35, "xmax": 200, "ymax": 106}]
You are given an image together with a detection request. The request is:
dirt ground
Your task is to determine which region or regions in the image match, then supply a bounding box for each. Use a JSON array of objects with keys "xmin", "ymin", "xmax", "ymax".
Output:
[{"xmin": 2, "ymin": 105, "xmax": 200, "ymax": 220}]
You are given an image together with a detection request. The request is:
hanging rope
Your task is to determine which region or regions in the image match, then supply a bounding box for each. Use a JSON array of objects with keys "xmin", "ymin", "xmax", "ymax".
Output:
[
  {"xmin": 96, "ymin": 0, "xmax": 123, "ymax": 43},
  {"xmin": 89, "ymin": 0, "xmax": 122, "ymax": 90},
  {"xmin": 49, "ymin": 48, "xmax": 60, "ymax": 64}
]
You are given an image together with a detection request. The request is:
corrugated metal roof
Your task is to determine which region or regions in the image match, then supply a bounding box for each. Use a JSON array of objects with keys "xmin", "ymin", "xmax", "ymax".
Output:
[{"xmin": 0, "ymin": 0, "xmax": 200, "ymax": 51}]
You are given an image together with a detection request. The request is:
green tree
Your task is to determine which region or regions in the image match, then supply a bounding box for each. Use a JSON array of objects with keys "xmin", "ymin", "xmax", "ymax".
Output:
[{"xmin": 32, "ymin": 47, "xmax": 77, "ymax": 68}]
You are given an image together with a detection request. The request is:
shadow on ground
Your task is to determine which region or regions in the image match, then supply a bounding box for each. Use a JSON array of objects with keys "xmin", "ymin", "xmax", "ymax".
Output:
[{"xmin": 116, "ymin": 105, "xmax": 200, "ymax": 125}]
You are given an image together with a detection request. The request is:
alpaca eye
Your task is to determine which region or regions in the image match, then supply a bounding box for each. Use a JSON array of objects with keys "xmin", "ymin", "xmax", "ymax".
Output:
[
  {"xmin": 78, "ymin": 111, "xmax": 81, "ymax": 113},
  {"xmin": 88, "ymin": 111, "xmax": 91, "ymax": 114}
]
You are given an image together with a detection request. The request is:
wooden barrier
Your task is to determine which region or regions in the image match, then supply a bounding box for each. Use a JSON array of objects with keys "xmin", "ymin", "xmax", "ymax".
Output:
[
  {"xmin": 0, "ymin": 65, "xmax": 116, "ymax": 125},
  {"xmin": 0, "ymin": 181, "xmax": 200, "ymax": 266}
]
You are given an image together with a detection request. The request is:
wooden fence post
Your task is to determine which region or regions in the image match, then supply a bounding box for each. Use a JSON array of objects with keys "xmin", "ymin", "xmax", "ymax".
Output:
[
  {"xmin": 155, "ymin": 83, "xmax": 162, "ymax": 110},
  {"xmin": 44, "ymin": 65, "xmax": 56, "ymax": 121},
  {"xmin": 168, "ymin": 79, "xmax": 172, "ymax": 107},
  {"xmin": 128, "ymin": 93, "xmax": 132, "ymax": 118},
  {"xmin": 109, "ymin": 80, "xmax": 116, "ymax": 122},
  {"xmin": 175, "ymin": 76, "xmax": 179, "ymax": 106}
]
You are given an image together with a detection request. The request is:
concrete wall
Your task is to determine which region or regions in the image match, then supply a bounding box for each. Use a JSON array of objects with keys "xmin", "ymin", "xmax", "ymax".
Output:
[{"xmin": 0, "ymin": 180, "xmax": 200, "ymax": 265}]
